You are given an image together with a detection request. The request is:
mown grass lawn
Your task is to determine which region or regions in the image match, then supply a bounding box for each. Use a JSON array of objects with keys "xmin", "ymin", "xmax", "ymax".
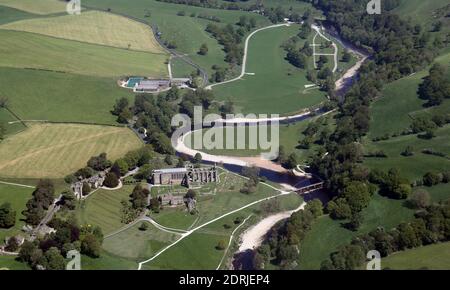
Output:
[
  {"xmin": 0, "ymin": 67, "xmax": 135, "ymax": 125},
  {"xmin": 186, "ymin": 113, "xmax": 335, "ymax": 163},
  {"xmin": 0, "ymin": 5, "xmax": 40, "ymax": 25},
  {"xmin": 80, "ymin": 250, "xmax": 138, "ymax": 270},
  {"xmin": 0, "ymin": 184, "xmax": 34, "ymax": 242},
  {"xmin": 83, "ymin": 0, "xmax": 270, "ymax": 78},
  {"xmin": 102, "ymin": 222, "xmax": 179, "ymax": 260},
  {"xmin": 151, "ymin": 208, "xmax": 199, "ymax": 230},
  {"xmin": 0, "ymin": 10, "xmax": 166, "ymax": 54},
  {"xmin": 213, "ymin": 25, "xmax": 326, "ymax": 115},
  {"xmin": 381, "ymin": 242, "xmax": 450, "ymax": 270},
  {"xmin": 0, "ymin": 30, "xmax": 168, "ymax": 78},
  {"xmin": 141, "ymin": 232, "xmax": 227, "ymax": 270},
  {"xmin": 0, "ymin": 123, "xmax": 142, "ymax": 178},
  {"xmin": 298, "ymin": 193, "xmax": 415, "ymax": 270},
  {"xmin": 0, "ymin": 255, "xmax": 30, "ymax": 270},
  {"xmin": 0, "ymin": 108, "xmax": 26, "ymax": 136},
  {"xmin": 0, "ymin": 0, "xmax": 66, "ymax": 15},
  {"xmin": 77, "ymin": 185, "xmax": 138, "ymax": 235}
]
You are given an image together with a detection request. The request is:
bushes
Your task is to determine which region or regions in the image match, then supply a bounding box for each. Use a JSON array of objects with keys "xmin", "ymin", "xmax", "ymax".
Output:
[
  {"xmin": 103, "ymin": 172, "xmax": 119, "ymax": 188},
  {"xmin": 423, "ymin": 172, "xmax": 444, "ymax": 187},
  {"xmin": 408, "ymin": 189, "xmax": 431, "ymax": 209},
  {"xmin": 130, "ymin": 184, "xmax": 149, "ymax": 210},
  {"xmin": 87, "ymin": 153, "xmax": 111, "ymax": 171},
  {"xmin": 0, "ymin": 202, "xmax": 16, "ymax": 228},
  {"xmin": 18, "ymin": 219, "xmax": 103, "ymax": 269},
  {"xmin": 23, "ymin": 179, "xmax": 55, "ymax": 226}
]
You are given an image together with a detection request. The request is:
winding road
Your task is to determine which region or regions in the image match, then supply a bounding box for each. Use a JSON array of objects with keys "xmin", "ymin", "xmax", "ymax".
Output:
[
  {"xmin": 135, "ymin": 22, "xmax": 369, "ymax": 270},
  {"xmin": 311, "ymin": 24, "xmax": 339, "ymax": 73},
  {"xmin": 175, "ymin": 22, "xmax": 369, "ymax": 172},
  {"xmin": 205, "ymin": 22, "xmax": 292, "ymax": 90}
]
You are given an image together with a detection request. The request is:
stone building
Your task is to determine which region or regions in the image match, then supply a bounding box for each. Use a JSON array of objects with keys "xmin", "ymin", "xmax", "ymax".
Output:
[
  {"xmin": 152, "ymin": 165, "xmax": 218, "ymax": 187},
  {"xmin": 158, "ymin": 193, "xmax": 185, "ymax": 206},
  {"xmin": 71, "ymin": 172, "xmax": 106, "ymax": 198}
]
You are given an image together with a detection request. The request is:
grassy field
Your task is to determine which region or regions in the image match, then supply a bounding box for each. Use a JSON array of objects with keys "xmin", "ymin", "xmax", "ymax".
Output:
[
  {"xmin": 103, "ymin": 222, "xmax": 179, "ymax": 260},
  {"xmin": 83, "ymin": 0, "xmax": 271, "ymax": 77},
  {"xmin": 0, "ymin": 0, "xmax": 66, "ymax": 15},
  {"xmin": 171, "ymin": 56, "xmax": 197, "ymax": 78},
  {"xmin": 425, "ymin": 183, "xmax": 450, "ymax": 203},
  {"xmin": 393, "ymin": 0, "xmax": 449, "ymax": 25},
  {"xmin": 0, "ymin": 30, "xmax": 168, "ymax": 78},
  {"xmin": 185, "ymin": 113, "xmax": 335, "ymax": 164},
  {"xmin": 0, "ymin": 10, "xmax": 166, "ymax": 54},
  {"xmin": 298, "ymin": 192, "xmax": 416, "ymax": 270},
  {"xmin": 369, "ymin": 50, "xmax": 450, "ymax": 139},
  {"xmin": 0, "ymin": 68, "xmax": 135, "ymax": 125},
  {"xmin": 0, "ymin": 123, "xmax": 142, "ymax": 178},
  {"xmin": 150, "ymin": 170, "xmax": 278, "ymax": 229},
  {"xmin": 0, "ymin": 256, "xmax": 30, "ymax": 270},
  {"xmin": 0, "ymin": 184, "xmax": 34, "ymax": 242},
  {"xmin": 0, "ymin": 108, "xmax": 26, "ymax": 136},
  {"xmin": 76, "ymin": 185, "xmax": 138, "ymax": 235},
  {"xmin": 141, "ymin": 194, "xmax": 303, "ymax": 270},
  {"xmin": 0, "ymin": 5, "xmax": 41, "ymax": 25},
  {"xmin": 382, "ymin": 242, "xmax": 450, "ymax": 270},
  {"xmin": 141, "ymin": 208, "xmax": 255, "ymax": 270},
  {"xmin": 213, "ymin": 25, "xmax": 326, "ymax": 114},
  {"xmin": 141, "ymin": 232, "xmax": 227, "ymax": 270},
  {"xmin": 364, "ymin": 126, "xmax": 450, "ymax": 181},
  {"xmin": 80, "ymin": 250, "xmax": 138, "ymax": 270}
]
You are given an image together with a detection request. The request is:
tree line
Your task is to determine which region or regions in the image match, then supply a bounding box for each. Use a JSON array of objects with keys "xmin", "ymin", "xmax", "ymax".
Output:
[
  {"xmin": 321, "ymin": 198, "xmax": 450, "ymax": 270},
  {"xmin": 251, "ymin": 199, "xmax": 324, "ymax": 269}
]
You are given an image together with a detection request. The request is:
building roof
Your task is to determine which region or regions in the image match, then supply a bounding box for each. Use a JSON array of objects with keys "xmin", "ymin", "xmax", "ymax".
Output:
[
  {"xmin": 134, "ymin": 79, "xmax": 171, "ymax": 90},
  {"xmin": 171, "ymin": 78, "xmax": 191, "ymax": 83},
  {"xmin": 154, "ymin": 167, "xmax": 187, "ymax": 174}
]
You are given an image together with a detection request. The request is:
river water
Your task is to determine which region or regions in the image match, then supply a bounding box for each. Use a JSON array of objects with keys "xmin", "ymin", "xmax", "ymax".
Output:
[{"xmin": 226, "ymin": 24, "xmax": 370, "ymax": 270}]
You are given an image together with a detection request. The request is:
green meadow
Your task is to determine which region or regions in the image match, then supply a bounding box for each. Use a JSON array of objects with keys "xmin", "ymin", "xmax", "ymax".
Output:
[
  {"xmin": 0, "ymin": 108, "xmax": 26, "ymax": 136},
  {"xmin": 0, "ymin": 0, "xmax": 66, "ymax": 15},
  {"xmin": 150, "ymin": 170, "xmax": 278, "ymax": 229},
  {"xmin": 103, "ymin": 223, "xmax": 179, "ymax": 260},
  {"xmin": 0, "ymin": 255, "xmax": 31, "ymax": 270},
  {"xmin": 0, "ymin": 5, "xmax": 40, "ymax": 25},
  {"xmin": 298, "ymin": 192, "xmax": 416, "ymax": 270},
  {"xmin": 83, "ymin": 0, "xmax": 271, "ymax": 77},
  {"xmin": 213, "ymin": 25, "xmax": 326, "ymax": 114},
  {"xmin": 369, "ymin": 51, "xmax": 450, "ymax": 139},
  {"xmin": 0, "ymin": 183, "xmax": 34, "ymax": 242},
  {"xmin": 365, "ymin": 51, "xmax": 450, "ymax": 181},
  {"xmin": 80, "ymin": 250, "xmax": 138, "ymax": 270},
  {"xmin": 364, "ymin": 126, "xmax": 450, "ymax": 181},
  {"xmin": 0, "ymin": 30, "xmax": 168, "ymax": 78},
  {"xmin": 141, "ymin": 194, "xmax": 304, "ymax": 270},
  {"xmin": 0, "ymin": 67, "xmax": 134, "ymax": 125},
  {"xmin": 381, "ymin": 242, "xmax": 450, "ymax": 270},
  {"xmin": 185, "ymin": 113, "xmax": 335, "ymax": 164},
  {"xmin": 76, "ymin": 185, "xmax": 140, "ymax": 235},
  {"xmin": 393, "ymin": 0, "xmax": 449, "ymax": 26},
  {"xmin": 298, "ymin": 182, "xmax": 450, "ymax": 270}
]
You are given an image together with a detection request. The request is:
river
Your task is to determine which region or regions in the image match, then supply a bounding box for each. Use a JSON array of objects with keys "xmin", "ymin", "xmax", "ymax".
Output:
[{"xmin": 173, "ymin": 23, "xmax": 370, "ymax": 269}]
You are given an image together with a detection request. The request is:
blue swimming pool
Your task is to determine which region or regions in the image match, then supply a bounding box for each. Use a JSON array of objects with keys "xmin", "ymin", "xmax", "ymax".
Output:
[{"xmin": 126, "ymin": 77, "xmax": 144, "ymax": 88}]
